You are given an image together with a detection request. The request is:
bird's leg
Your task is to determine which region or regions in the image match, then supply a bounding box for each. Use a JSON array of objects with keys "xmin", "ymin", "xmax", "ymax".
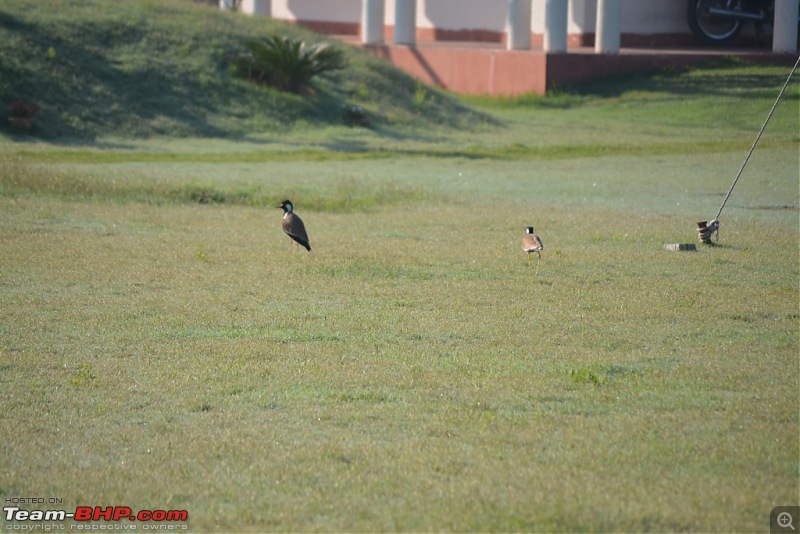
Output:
[
  {"xmin": 527, "ymin": 252, "xmax": 532, "ymax": 268},
  {"xmin": 535, "ymin": 252, "xmax": 541, "ymax": 278}
]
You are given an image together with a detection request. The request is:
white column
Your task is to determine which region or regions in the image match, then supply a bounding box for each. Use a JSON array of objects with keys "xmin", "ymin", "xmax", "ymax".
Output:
[
  {"xmin": 773, "ymin": 0, "xmax": 799, "ymax": 53},
  {"xmin": 508, "ymin": 0, "xmax": 532, "ymax": 50},
  {"xmin": 544, "ymin": 0, "xmax": 568, "ymax": 53},
  {"xmin": 595, "ymin": 0, "xmax": 622, "ymax": 54},
  {"xmin": 362, "ymin": 0, "xmax": 385, "ymax": 45},
  {"xmin": 395, "ymin": 0, "xmax": 417, "ymax": 45}
]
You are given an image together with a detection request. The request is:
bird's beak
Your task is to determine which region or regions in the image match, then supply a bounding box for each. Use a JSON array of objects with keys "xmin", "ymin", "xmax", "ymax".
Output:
[{"xmin": 275, "ymin": 204, "xmax": 283, "ymax": 209}]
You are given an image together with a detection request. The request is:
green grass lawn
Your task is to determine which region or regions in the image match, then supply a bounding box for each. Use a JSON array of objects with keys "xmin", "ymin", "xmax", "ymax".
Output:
[
  {"xmin": 1, "ymin": 2, "xmax": 799, "ymax": 530},
  {"xmin": 1, "ymin": 145, "xmax": 797, "ymax": 531}
]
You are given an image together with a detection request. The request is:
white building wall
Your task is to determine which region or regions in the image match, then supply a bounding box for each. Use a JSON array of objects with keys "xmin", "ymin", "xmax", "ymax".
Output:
[
  {"xmin": 267, "ymin": 0, "xmax": 692, "ymax": 36},
  {"xmin": 413, "ymin": 0, "xmax": 510, "ymax": 32},
  {"xmin": 618, "ymin": 0, "xmax": 688, "ymax": 33},
  {"xmin": 239, "ymin": 0, "xmax": 271, "ymax": 16},
  {"xmin": 272, "ymin": 0, "xmax": 361, "ymax": 23},
  {"xmin": 560, "ymin": 0, "xmax": 688, "ymax": 35}
]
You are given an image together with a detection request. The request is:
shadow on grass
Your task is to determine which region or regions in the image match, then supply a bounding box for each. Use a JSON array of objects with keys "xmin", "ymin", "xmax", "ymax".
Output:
[
  {"xmin": 568, "ymin": 65, "xmax": 798, "ymax": 101},
  {"xmin": 0, "ymin": 11, "xmax": 236, "ymax": 141},
  {"xmin": 0, "ymin": 4, "xmax": 497, "ymax": 144},
  {"xmin": 471, "ymin": 58, "xmax": 799, "ymax": 111}
]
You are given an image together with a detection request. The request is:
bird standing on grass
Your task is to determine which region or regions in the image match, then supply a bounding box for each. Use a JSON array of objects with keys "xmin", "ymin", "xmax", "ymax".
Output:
[
  {"xmin": 522, "ymin": 226, "xmax": 543, "ymax": 277},
  {"xmin": 277, "ymin": 199, "xmax": 311, "ymax": 251}
]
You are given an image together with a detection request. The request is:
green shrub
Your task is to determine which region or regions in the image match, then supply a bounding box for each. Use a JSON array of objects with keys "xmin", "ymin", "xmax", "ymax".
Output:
[{"xmin": 232, "ymin": 35, "xmax": 346, "ymax": 94}]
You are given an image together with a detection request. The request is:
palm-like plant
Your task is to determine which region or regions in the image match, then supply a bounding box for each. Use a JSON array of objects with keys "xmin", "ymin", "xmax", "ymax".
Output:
[{"xmin": 233, "ymin": 35, "xmax": 346, "ymax": 94}]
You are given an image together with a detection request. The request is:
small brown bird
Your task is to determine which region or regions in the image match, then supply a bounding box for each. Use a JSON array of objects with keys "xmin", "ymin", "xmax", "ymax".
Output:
[
  {"xmin": 522, "ymin": 226, "xmax": 543, "ymax": 276},
  {"xmin": 277, "ymin": 199, "xmax": 311, "ymax": 251}
]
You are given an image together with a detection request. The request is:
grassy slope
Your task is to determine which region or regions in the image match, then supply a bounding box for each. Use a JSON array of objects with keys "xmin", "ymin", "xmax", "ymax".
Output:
[
  {"xmin": 0, "ymin": 0, "xmax": 487, "ymax": 140},
  {"xmin": 0, "ymin": 2, "xmax": 799, "ymax": 533}
]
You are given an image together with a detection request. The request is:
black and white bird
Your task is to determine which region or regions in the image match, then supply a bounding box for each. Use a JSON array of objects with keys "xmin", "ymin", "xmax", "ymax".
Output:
[
  {"xmin": 277, "ymin": 199, "xmax": 311, "ymax": 252},
  {"xmin": 522, "ymin": 226, "xmax": 543, "ymax": 276}
]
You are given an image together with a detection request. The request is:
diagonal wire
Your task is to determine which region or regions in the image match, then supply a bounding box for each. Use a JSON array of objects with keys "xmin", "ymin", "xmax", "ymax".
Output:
[{"xmin": 714, "ymin": 54, "xmax": 800, "ymax": 221}]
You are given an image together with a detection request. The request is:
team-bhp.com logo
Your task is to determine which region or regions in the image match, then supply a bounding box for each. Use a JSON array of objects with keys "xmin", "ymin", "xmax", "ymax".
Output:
[{"xmin": 4, "ymin": 505, "xmax": 188, "ymax": 530}]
